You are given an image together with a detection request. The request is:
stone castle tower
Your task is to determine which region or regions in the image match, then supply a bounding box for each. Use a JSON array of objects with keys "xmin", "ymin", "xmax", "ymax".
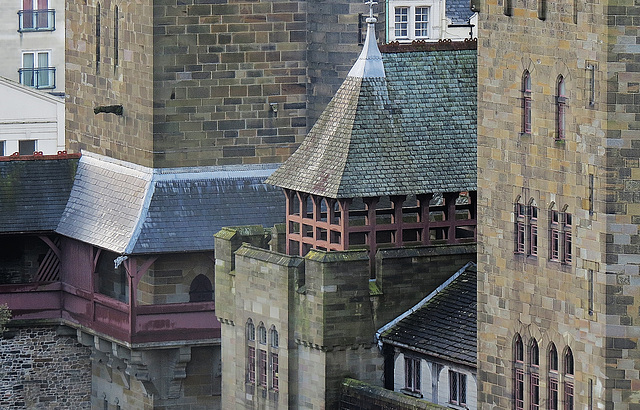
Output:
[
  {"xmin": 215, "ymin": 8, "xmax": 478, "ymax": 408},
  {"xmin": 65, "ymin": 0, "xmax": 370, "ymax": 168},
  {"xmin": 477, "ymin": 0, "xmax": 640, "ymax": 408}
]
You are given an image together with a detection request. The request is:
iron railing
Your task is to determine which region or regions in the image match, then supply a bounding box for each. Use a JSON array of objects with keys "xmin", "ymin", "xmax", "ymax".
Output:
[
  {"xmin": 18, "ymin": 67, "xmax": 56, "ymax": 89},
  {"xmin": 18, "ymin": 9, "xmax": 55, "ymax": 32}
]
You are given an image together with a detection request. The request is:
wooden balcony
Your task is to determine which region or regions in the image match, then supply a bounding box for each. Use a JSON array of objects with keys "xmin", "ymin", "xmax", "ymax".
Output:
[{"xmin": 0, "ymin": 281, "xmax": 220, "ymax": 346}]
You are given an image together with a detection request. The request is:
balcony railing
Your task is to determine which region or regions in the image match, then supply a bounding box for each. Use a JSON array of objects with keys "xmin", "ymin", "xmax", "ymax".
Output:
[
  {"xmin": 18, "ymin": 9, "xmax": 55, "ymax": 32},
  {"xmin": 19, "ymin": 67, "xmax": 56, "ymax": 89},
  {"xmin": 0, "ymin": 282, "xmax": 220, "ymax": 345}
]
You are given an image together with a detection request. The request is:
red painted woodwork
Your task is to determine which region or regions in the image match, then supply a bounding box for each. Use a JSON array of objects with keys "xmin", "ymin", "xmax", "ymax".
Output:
[
  {"xmin": 284, "ymin": 189, "xmax": 477, "ymax": 263},
  {"xmin": 0, "ymin": 237, "xmax": 220, "ymax": 344}
]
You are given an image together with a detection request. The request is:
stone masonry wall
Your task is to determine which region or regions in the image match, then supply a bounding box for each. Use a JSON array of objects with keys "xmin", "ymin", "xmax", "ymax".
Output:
[
  {"xmin": 306, "ymin": 0, "xmax": 370, "ymax": 123},
  {"xmin": 67, "ymin": 0, "xmax": 371, "ymax": 168},
  {"xmin": 477, "ymin": 0, "xmax": 610, "ymax": 409},
  {"xmin": 152, "ymin": 0, "xmax": 309, "ymax": 167},
  {"xmin": 66, "ymin": 0, "xmax": 155, "ymax": 166},
  {"xmin": 0, "ymin": 326, "xmax": 91, "ymax": 409},
  {"xmin": 340, "ymin": 378, "xmax": 447, "ymax": 410},
  {"xmin": 91, "ymin": 344, "xmax": 220, "ymax": 410},
  {"xmin": 215, "ymin": 226, "xmax": 476, "ymax": 409},
  {"xmin": 137, "ymin": 252, "xmax": 214, "ymax": 305},
  {"xmin": 603, "ymin": 2, "xmax": 640, "ymax": 407}
]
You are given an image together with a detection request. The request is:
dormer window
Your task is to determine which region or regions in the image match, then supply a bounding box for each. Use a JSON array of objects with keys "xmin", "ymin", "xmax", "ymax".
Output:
[{"xmin": 388, "ymin": 0, "xmax": 439, "ymax": 42}]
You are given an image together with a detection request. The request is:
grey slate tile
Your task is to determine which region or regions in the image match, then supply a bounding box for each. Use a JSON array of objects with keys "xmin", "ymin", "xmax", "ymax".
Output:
[
  {"xmin": 380, "ymin": 263, "xmax": 477, "ymax": 366},
  {"xmin": 55, "ymin": 152, "xmax": 284, "ymax": 255},
  {"xmin": 266, "ymin": 46, "xmax": 476, "ymax": 199},
  {"xmin": 0, "ymin": 157, "xmax": 79, "ymax": 234}
]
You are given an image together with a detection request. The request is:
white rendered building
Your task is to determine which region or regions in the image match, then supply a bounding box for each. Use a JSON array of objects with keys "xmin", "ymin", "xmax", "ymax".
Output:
[
  {"xmin": 0, "ymin": 0, "xmax": 64, "ymax": 94},
  {"xmin": 0, "ymin": 77, "xmax": 65, "ymax": 155}
]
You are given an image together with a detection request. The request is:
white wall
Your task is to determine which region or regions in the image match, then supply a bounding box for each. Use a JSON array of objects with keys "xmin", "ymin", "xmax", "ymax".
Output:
[
  {"xmin": 0, "ymin": 0, "xmax": 65, "ymax": 93},
  {"xmin": 0, "ymin": 77, "xmax": 65, "ymax": 155},
  {"xmin": 443, "ymin": 13, "xmax": 478, "ymax": 41},
  {"xmin": 393, "ymin": 350, "xmax": 477, "ymax": 409},
  {"xmin": 387, "ymin": 0, "xmax": 445, "ymax": 42}
]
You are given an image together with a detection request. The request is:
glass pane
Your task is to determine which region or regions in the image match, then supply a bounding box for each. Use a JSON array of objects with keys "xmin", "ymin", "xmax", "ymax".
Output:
[
  {"xmin": 23, "ymin": 53, "xmax": 34, "ymax": 68},
  {"xmin": 37, "ymin": 0, "xmax": 48, "ymax": 28},
  {"xmin": 395, "ymin": 8, "xmax": 408, "ymax": 37},
  {"xmin": 22, "ymin": 54, "xmax": 35, "ymax": 86},
  {"xmin": 19, "ymin": 140, "xmax": 36, "ymax": 156},
  {"xmin": 415, "ymin": 7, "xmax": 429, "ymax": 37},
  {"xmin": 38, "ymin": 53, "xmax": 50, "ymax": 87},
  {"xmin": 38, "ymin": 52, "xmax": 48, "ymax": 67},
  {"xmin": 23, "ymin": 0, "xmax": 34, "ymax": 29}
]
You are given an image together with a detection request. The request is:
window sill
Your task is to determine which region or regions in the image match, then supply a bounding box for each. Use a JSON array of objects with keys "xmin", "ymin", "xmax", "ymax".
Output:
[
  {"xmin": 18, "ymin": 28, "xmax": 55, "ymax": 33},
  {"xmin": 400, "ymin": 389, "xmax": 422, "ymax": 398},
  {"xmin": 519, "ymin": 132, "xmax": 531, "ymax": 138}
]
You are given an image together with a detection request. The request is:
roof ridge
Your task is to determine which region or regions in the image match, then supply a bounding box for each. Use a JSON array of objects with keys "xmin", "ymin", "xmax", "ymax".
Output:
[
  {"xmin": 0, "ymin": 151, "xmax": 81, "ymax": 162},
  {"xmin": 375, "ymin": 261, "xmax": 476, "ymax": 343}
]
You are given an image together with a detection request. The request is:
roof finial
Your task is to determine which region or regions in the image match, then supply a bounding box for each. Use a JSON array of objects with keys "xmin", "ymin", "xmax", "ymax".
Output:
[
  {"xmin": 347, "ymin": 0, "xmax": 384, "ymax": 78},
  {"xmin": 365, "ymin": 0, "xmax": 377, "ymax": 22}
]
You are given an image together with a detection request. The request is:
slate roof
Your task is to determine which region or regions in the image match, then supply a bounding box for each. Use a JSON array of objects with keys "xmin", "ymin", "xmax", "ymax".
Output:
[
  {"xmin": 379, "ymin": 262, "xmax": 477, "ymax": 367},
  {"xmin": 266, "ymin": 21, "xmax": 476, "ymax": 199},
  {"xmin": 447, "ymin": 0, "xmax": 476, "ymax": 25},
  {"xmin": 0, "ymin": 154, "xmax": 79, "ymax": 234},
  {"xmin": 56, "ymin": 152, "xmax": 284, "ymax": 255},
  {"xmin": 131, "ymin": 168, "xmax": 285, "ymax": 254}
]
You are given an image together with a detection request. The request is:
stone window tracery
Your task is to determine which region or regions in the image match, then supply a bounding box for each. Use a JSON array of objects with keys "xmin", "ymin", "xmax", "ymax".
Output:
[
  {"xmin": 548, "ymin": 344, "xmax": 558, "ymax": 410},
  {"xmin": 514, "ymin": 334, "xmax": 524, "ymax": 410},
  {"xmin": 563, "ymin": 348, "xmax": 574, "ymax": 410},
  {"xmin": 529, "ymin": 339, "xmax": 540, "ymax": 410}
]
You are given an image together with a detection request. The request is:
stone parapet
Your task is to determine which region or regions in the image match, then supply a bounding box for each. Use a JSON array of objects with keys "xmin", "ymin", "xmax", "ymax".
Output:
[{"xmin": 215, "ymin": 225, "xmax": 476, "ymax": 408}]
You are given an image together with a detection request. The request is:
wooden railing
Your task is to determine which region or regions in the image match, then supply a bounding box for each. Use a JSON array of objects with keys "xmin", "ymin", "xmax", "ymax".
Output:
[{"xmin": 0, "ymin": 283, "xmax": 220, "ymax": 345}]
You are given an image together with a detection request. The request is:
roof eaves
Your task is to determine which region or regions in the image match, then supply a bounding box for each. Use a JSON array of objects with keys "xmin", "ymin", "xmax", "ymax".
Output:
[
  {"xmin": 379, "ymin": 337, "xmax": 477, "ymax": 368},
  {"xmin": 375, "ymin": 261, "xmax": 476, "ymax": 346}
]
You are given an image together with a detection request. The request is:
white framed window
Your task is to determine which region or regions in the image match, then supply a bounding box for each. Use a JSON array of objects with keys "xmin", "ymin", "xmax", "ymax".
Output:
[
  {"xmin": 394, "ymin": 7, "xmax": 409, "ymax": 38},
  {"xmin": 390, "ymin": 4, "xmax": 432, "ymax": 42},
  {"xmin": 19, "ymin": 0, "xmax": 54, "ymax": 32},
  {"xmin": 414, "ymin": 7, "xmax": 429, "ymax": 37},
  {"xmin": 20, "ymin": 51, "xmax": 55, "ymax": 89},
  {"xmin": 0, "ymin": 141, "xmax": 5, "ymax": 156}
]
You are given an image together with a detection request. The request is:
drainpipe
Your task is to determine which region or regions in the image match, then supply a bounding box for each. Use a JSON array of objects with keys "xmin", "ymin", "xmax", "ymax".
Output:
[
  {"xmin": 385, "ymin": 0, "xmax": 389, "ymax": 43},
  {"xmin": 440, "ymin": 0, "xmax": 447, "ymax": 40}
]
